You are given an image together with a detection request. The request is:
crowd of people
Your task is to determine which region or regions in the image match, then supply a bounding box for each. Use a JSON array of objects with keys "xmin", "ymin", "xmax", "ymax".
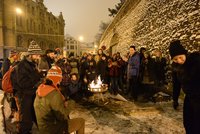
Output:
[{"xmin": 0, "ymin": 39, "xmax": 199, "ymax": 134}]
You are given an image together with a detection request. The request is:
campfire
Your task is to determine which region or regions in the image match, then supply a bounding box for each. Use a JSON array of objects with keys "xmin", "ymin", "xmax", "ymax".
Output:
[{"xmin": 88, "ymin": 76, "xmax": 108, "ymax": 93}]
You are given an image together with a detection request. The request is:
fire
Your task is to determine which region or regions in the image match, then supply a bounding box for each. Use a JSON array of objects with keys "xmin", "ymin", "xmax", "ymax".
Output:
[
  {"xmin": 89, "ymin": 76, "xmax": 102, "ymax": 89},
  {"xmin": 88, "ymin": 75, "xmax": 108, "ymax": 94}
]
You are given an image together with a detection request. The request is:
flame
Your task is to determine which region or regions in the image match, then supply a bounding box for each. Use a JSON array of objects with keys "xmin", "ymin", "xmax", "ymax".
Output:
[{"xmin": 89, "ymin": 76, "xmax": 102, "ymax": 89}]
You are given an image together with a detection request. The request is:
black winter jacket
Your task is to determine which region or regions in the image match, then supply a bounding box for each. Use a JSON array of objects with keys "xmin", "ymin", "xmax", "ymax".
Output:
[
  {"xmin": 11, "ymin": 58, "xmax": 41, "ymax": 95},
  {"xmin": 172, "ymin": 52, "xmax": 200, "ymax": 102}
]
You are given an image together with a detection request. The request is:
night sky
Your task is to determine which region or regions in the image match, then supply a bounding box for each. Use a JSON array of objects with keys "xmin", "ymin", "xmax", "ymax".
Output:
[{"xmin": 44, "ymin": 0, "xmax": 120, "ymax": 42}]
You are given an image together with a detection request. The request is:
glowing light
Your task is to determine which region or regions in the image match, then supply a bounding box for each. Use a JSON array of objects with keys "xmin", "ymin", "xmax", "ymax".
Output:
[
  {"xmin": 16, "ymin": 8, "xmax": 22, "ymax": 15},
  {"xmin": 79, "ymin": 36, "xmax": 84, "ymax": 41}
]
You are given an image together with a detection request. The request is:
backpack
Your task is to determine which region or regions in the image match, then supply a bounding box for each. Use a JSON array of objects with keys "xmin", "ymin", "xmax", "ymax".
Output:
[{"xmin": 1, "ymin": 66, "xmax": 15, "ymax": 93}]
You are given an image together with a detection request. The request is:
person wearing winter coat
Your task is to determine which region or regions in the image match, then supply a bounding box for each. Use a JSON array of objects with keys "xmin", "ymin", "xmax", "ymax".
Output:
[
  {"xmin": 67, "ymin": 73, "xmax": 82, "ymax": 101},
  {"xmin": 2, "ymin": 50, "xmax": 18, "ymax": 76},
  {"xmin": 38, "ymin": 49, "xmax": 55, "ymax": 77},
  {"xmin": 11, "ymin": 41, "xmax": 43, "ymax": 134},
  {"xmin": 2, "ymin": 50, "xmax": 19, "ymax": 118},
  {"xmin": 96, "ymin": 54, "xmax": 109, "ymax": 84},
  {"xmin": 82, "ymin": 54, "xmax": 97, "ymax": 97},
  {"xmin": 116, "ymin": 52, "xmax": 126, "ymax": 93},
  {"xmin": 94, "ymin": 49, "xmax": 105, "ymax": 64},
  {"xmin": 79, "ymin": 53, "xmax": 88, "ymax": 83},
  {"xmin": 124, "ymin": 45, "xmax": 140, "ymax": 101},
  {"xmin": 84, "ymin": 54, "xmax": 97, "ymax": 84},
  {"xmin": 108, "ymin": 54, "xmax": 120, "ymax": 95},
  {"xmin": 139, "ymin": 51, "xmax": 156, "ymax": 100},
  {"xmin": 68, "ymin": 53, "xmax": 79, "ymax": 75},
  {"xmin": 169, "ymin": 40, "xmax": 200, "ymax": 134},
  {"xmin": 151, "ymin": 48, "xmax": 167, "ymax": 91},
  {"xmin": 34, "ymin": 66, "xmax": 85, "ymax": 134}
]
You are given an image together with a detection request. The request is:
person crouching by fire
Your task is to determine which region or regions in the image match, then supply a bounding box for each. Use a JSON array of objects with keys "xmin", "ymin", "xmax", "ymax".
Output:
[
  {"xmin": 67, "ymin": 73, "xmax": 82, "ymax": 101},
  {"xmin": 34, "ymin": 65, "xmax": 85, "ymax": 134}
]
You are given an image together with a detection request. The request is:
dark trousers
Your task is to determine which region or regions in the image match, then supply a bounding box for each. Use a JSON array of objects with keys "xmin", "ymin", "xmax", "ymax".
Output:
[
  {"xmin": 17, "ymin": 93, "xmax": 37, "ymax": 134},
  {"xmin": 5, "ymin": 93, "xmax": 18, "ymax": 112},
  {"xmin": 184, "ymin": 95, "xmax": 200, "ymax": 134},
  {"xmin": 110, "ymin": 77, "xmax": 119, "ymax": 95},
  {"xmin": 128, "ymin": 76, "xmax": 139, "ymax": 100},
  {"xmin": 10, "ymin": 96, "xmax": 18, "ymax": 111},
  {"xmin": 118, "ymin": 74, "xmax": 124, "ymax": 92}
]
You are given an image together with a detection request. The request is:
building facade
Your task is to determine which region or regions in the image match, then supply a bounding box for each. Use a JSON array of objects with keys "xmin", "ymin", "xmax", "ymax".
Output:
[
  {"xmin": 64, "ymin": 35, "xmax": 80, "ymax": 57},
  {"xmin": 80, "ymin": 42, "xmax": 97, "ymax": 56},
  {"xmin": 63, "ymin": 35, "xmax": 97, "ymax": 58},
  {"xmin": 0, "ymin": 0, "xmax": 65, "ymax": 58},
  {"xmin": 100, "ymin": 0, "xmax": 200, "ymax": 56}
]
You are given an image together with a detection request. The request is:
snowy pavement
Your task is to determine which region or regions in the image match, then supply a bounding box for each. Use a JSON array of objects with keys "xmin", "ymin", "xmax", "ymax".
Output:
[
  {"xmin": 0, "ymin": 90, "xmax": 6, "ymax": 134},
  {"xmin": 70, "ymin": 96, "xmax": 185, "ymax": 134},
  {"xmin": 0, "ymin": 91, "xmax": 185, "ymax": 134}
]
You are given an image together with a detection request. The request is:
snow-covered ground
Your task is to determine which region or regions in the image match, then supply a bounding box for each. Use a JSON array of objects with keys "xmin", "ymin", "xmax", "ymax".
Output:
[
  {"xmin": 70, "ymin": 96, "xmax": 185, "ymax": 134},
  {"xmin": 0, "ymin": 90, "xmax": 6, "ymax": 134},
  {"xmin": 0, "ymin": 91, "xmax": 185, "ymax": 134}
]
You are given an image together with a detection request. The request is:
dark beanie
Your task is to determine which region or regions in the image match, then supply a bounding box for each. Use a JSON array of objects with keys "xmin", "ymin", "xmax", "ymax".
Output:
[{"xmin": 169, "ymin": 40, "xmax": 187, "ymax": 59}]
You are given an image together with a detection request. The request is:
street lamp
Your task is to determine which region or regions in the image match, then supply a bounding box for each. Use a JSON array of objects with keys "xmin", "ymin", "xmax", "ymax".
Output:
[
  {"xmin": 78, "ymin": 36, "xmax": 84, "ymax": 42},
  {"xmin": 15, "ymin": 7, "xmax": 23, "ymax": 50},
  {"xmin": 94, "ymin": 44, "xmax": 98, "ymax": 54},
  {"xmin": 16, "ymin": 7, "xmax": 22, "ymax": 15},
  {"xmin": 94, "ymin": 45, "xmax": 98, "ymax": 49}
]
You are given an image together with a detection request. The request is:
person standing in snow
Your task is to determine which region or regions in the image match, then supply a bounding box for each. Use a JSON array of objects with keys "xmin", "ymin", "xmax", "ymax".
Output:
[{"xmin": 169, "ymin": 40, "xmax": 200, "ymax": 134}]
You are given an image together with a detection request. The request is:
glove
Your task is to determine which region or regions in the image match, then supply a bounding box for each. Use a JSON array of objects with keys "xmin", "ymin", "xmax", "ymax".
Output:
[{"xmin": 173, "ymin": 101, "xmax": 179, "ymax": 110}]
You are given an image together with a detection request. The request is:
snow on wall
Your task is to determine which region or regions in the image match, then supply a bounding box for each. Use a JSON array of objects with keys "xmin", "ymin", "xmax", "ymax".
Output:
[{"xmin": 100, "ymin": 0, "xmax": 200, "ymax": 56}]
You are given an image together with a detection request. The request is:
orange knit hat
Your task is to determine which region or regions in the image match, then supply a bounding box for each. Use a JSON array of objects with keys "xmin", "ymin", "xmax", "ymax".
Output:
[{"xmin": 46, "ymin": 66, "xmax": 62, "ymax": 86}]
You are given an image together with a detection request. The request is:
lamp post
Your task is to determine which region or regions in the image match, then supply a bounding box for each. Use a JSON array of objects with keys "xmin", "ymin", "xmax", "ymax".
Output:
[{"xmin": 15, "ymin": 7, "xmax": 22, "ymax": 50}]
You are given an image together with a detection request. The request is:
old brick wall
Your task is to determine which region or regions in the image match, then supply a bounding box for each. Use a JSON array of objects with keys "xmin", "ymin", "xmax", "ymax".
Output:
[{"xmin": 100, "ymin": 0, "xmax": 200, "ymax": 56}]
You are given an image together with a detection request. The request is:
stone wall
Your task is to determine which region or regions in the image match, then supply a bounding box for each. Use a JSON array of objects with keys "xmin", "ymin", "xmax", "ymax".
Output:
[{"xmin": 100, "ymin": 0, "xmax": 200, "ymax": 56}]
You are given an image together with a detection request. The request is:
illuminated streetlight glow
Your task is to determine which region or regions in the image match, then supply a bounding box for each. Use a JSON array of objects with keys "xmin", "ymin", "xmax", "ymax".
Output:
[
  {"xmin": 79, "ymin": 36, "xmax": 84, "ymax": 41},
  {"xmin": 94, "ymin": 45, "xmax": 98, "ymax": 48},
  {"xmin": 15, "ymin": 7, "xmax": 23, "ymax": 50},
  {"xmin": 16, "ymin": 7, "xmax": 22, "ymax": 15}
]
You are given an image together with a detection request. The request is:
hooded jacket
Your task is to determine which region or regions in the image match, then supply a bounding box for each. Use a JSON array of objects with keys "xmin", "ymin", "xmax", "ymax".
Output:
[{"xmin": 34, "ymin": 84, "xmax": 70, "ymax": 134}]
